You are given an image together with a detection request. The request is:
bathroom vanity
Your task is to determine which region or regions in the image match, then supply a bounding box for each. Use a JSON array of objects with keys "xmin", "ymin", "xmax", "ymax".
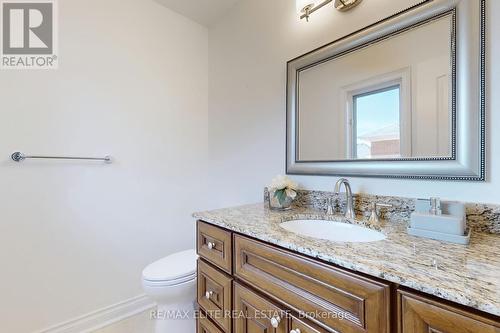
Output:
[
  {"xmin": 192, "ymin": 0, "xmax": 498, "ymax": 331},
  {"xmin": 194, "ymin": 203, "xmax": 500, "ymax": 333}
]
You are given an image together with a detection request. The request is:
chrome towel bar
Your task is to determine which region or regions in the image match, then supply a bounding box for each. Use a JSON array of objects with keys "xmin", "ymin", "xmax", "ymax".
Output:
[{"xmin": 11, "ymin": 152, "xmax": 112, "ymax": 164}]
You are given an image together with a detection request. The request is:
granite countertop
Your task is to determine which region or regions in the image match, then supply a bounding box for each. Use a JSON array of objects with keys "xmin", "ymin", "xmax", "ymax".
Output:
[{"xmin": 194, "ymin": 203, "xmax": 500, "ymax": 317}]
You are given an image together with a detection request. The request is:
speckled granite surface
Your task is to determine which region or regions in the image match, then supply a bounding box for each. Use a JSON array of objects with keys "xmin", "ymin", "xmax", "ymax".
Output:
[
  {"xmin": 193, "ymin": 203, "xmax": 500, "ymax": 317},
  {"xmin": 265, "ymin": 189, "xmax": 500, "ymax": 234}
]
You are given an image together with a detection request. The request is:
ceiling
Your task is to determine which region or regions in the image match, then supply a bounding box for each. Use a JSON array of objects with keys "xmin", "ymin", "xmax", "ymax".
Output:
[{"xmin": 154, "ymin": 0, "xmax": 241, "ymax": 27}]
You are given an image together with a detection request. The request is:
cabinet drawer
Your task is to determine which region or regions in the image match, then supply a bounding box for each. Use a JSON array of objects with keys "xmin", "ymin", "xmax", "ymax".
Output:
[
  {"xmin": 234, "ymin": 235, "xmax": 391, "ymax": 333},
  {"xmin": 234, "ymin": 282, "xmax": 288, "ymax": 333},
  {"xmin": 198, "ymin": 315, "xmax": 224, "ymax": 333},
  {"xmin": 290, "ymin": 316, "xmax": 328, "ymax": 333},
  {"xmin": 198, "ymin": 259, "xmax": 232, "ymax": 333},
  {"xmin": 197, "ymin": 221, "xmax": 232, "ymax": 273},
  {"xmin": 398, "ymin": 290, "xmax": 500, "ymax": 333}
]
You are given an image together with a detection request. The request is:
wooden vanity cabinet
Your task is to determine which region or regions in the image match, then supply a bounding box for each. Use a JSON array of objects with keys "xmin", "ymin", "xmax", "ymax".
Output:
[{"xmin": 196, "ymin": 220, "xmax": 500, "ymax": 333}]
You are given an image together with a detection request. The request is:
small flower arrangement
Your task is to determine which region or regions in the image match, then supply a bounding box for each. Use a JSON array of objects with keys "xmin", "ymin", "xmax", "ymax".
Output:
[{"xmin": 268, "ymin": 175, "xmax": 298, "ymax": 210}]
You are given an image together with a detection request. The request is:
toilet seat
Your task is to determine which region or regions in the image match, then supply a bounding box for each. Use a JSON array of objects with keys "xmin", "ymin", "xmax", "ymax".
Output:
[
  {"xmin": 142, "ymin": 272, "xmax": 196, "ymax": 287},
  {"xmin": 142, "ymin": 249, "xmax": 198, "ymax": 286}
]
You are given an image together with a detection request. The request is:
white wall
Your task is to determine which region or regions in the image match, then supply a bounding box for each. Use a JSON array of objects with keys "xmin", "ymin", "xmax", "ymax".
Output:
[
  {"xmin": 208, "ymin": 0, "xmax": 499, "ymax": 207},
  {"xmin": 0, "ymin": 0, "xmax": 208, "ymax": 332}
]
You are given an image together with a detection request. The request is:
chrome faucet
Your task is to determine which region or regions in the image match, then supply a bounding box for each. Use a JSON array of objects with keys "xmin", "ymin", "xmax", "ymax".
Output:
[{"xmin": 334, "ymin": 178, "xmax": 355, "ymax": 219}]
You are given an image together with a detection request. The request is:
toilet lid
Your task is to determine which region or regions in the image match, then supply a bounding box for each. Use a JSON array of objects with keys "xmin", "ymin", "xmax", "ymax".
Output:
[{"xmin": 142, "ymin": 249, "xmax": 198, "ymax": 282}]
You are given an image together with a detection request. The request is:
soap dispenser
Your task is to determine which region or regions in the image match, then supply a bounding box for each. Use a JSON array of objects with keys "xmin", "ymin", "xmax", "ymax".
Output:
[
  {"xmin": 408, "ymin": 197, "xmax": 470, "ymax": 244},
  {"xmin": 430, "ymin": 197, "xmax": 442, "ymax": 215}
]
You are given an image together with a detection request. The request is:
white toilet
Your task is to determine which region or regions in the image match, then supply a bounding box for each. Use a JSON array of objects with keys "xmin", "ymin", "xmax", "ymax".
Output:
[{"xmin": 142, "ymin": 249, "xmax": 198, "ymax": 333}]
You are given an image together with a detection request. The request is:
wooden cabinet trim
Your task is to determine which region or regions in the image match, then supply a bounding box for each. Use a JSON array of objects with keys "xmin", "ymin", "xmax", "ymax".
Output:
[
  {"xmin": 198, "ymin": 313, "xmax": 225, "ymax": 333},
  {"xmin": 290, "ymin": 315, "xmax": 330, "ymax": 333},
  {"xmin": 397, "ymin": 290, "xmax": 500, "ymax": 333},
  {"xmin": 233, "ymin": 282, "xmax": 288, "ymax": 333},
  {"xmin": 197, "ymin": 221, "xmax": 233, "ymax": 274}
]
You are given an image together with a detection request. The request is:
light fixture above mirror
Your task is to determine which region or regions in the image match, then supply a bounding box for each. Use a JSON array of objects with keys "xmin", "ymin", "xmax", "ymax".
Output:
[{"xmin": 296, "ymin": 0, "xmax": 363, "ymax": 21}]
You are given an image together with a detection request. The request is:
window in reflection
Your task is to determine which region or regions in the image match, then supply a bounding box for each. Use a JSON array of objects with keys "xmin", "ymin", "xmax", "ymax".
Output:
[{"xmin": 353, "ymin": 86, "xmax": 401, "ymax": 159}]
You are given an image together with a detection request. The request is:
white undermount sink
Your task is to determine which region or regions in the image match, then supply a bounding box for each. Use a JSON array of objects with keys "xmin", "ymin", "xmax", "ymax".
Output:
[{"xmin": 280, "ymin": 219, "xmax": 386, "ymax": 243}]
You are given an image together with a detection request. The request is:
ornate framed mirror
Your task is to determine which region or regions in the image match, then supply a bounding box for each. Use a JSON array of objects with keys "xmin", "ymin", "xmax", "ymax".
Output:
[{"xmin": 286, "ymin": 0, "xmax": 485, "ymax": 180}]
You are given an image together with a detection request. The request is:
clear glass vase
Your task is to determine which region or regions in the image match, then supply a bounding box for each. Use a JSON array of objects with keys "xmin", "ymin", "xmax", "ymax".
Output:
[{"xmin": 268, "ymin": 189, "xmax": 294, "ymax": 211}]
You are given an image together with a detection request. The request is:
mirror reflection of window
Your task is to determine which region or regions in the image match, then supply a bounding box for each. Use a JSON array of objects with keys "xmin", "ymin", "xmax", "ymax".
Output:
[
  {"xmin": 295, "ymin": 13, "xmax": 453, "ymax": 162},
  {"xmin": 353, "ymin": 86, "xmax": 401, "ymax": 159}
]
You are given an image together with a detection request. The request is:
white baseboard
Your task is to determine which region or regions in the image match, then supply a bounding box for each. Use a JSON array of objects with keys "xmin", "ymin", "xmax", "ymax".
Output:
[{"xmin": 35, "ymin": 295, "xmax": 156, "ymax": 333}]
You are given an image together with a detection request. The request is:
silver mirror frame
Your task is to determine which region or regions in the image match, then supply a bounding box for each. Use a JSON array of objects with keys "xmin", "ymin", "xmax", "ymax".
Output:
[{"xmin": 286, "ymin": 0, "xmax": 485, "ymax": 181}]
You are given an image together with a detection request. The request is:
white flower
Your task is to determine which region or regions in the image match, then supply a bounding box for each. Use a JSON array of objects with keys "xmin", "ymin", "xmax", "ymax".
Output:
[
  {"xmin": 268, "ymin": 175, "xmax": 299, "ymax": 192},
  {"xmin": 285, "ymin": 178, "xmax": 298, "ymax": 191},
  {"xmin": 285, "ymin": 188, "xmax": 297, "ymax": 199}
]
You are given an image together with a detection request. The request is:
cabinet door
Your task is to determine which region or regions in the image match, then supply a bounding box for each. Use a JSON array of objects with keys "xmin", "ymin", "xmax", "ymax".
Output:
[
  {"xmin": 398, "ymin": 290, "xmax": 500, "ymax": 333},
  {"xmin": 234, "ymin": 282, "xmax": 288, "ymax": 333},
  {"xmin": 198, "ymin": 259, "xmax": 232, "ymax": 332}
]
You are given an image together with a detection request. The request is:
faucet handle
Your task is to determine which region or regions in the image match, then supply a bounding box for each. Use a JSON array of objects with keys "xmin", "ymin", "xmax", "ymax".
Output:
[
  {"xmin": 326, "ymin": 198, "xmax": 334, "ymax": 215},
  {"xmin": 369, "ymin": 202, "xmax": 393, "ymax": 224}
]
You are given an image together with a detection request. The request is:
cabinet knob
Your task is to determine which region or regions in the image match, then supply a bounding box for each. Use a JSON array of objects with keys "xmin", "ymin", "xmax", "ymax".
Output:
[
  {"xmin": 207, "ymin": 242, "xmax": 216, "ymax": 250},
  {"xmin": 205, "ymin": 290, "xmax": 214, "ymax": 300},
  {"xmin": 270, "ymin": 316, "xmax": 281, "ymax": 328},
  {"xmin": 290, "ymin": 330, "xmax": 301, "ymax": 333}
]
